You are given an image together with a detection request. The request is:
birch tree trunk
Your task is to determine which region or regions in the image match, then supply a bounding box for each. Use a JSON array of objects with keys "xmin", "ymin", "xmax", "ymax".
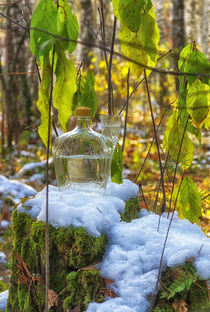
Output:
[{"xmin": 171, "ymin": 0, "xmax": 185, "ymax": 90}]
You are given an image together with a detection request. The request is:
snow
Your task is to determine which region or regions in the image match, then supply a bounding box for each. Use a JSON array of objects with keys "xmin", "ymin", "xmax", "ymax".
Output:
[
  {"xmin": 2, "ymin": 178, "xmax": 210, "ymax": 311},
  {"xmin": 0, "ymin": 291, "xmax": 8, "ymax": 311},
  {"xmin": 0, "ymin": 220, "xmax": 10, "ymax": 229},
  {"xmin": 0, "ymin": 175, "xmax": 36, "ymax": 203},
  {"xmin": 0, "ymin": 251, "xmax": 6, "ymax": 263},
  {"xmin": 17, "ymin": 180, "xmax": 138, "ymax": 236},
  {"xmin": 87, "ymin": 212, "xmax": 210, "ymax": 312}
]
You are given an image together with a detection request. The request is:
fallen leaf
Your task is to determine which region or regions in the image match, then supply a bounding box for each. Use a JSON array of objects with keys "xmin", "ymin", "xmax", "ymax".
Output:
[
  {"xmin": 48, "ymin": 289, "xmax": 58, "ymax": 309},
  {"xmin": 78, "ymin": 261, "xmax": 100, "ymax": 272},
  {"xmin": 172, "ymin": 298, "xmax": 188, "ymax": 312}
]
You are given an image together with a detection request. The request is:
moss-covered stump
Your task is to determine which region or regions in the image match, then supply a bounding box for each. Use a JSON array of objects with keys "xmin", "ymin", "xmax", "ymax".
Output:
[
  {"xmin": 6, "ymin": 210, "xmax": 108, "ymax": 312},
  {"xmin": 6, "ymin": 197, "xmax": 139, "ymax": 311},
  {"xmin": 153, "ymin": 262, "xmax": 210, "ymax": 312}
]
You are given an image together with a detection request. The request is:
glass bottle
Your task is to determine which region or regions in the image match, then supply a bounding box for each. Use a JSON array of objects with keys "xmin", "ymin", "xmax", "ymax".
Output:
[
  {"xmin": 100, "ymin": 114, "xmax": 121, "ymax": 149},
  {"xmin": 52, "ymin": 107, "xmax": 113, "ymax": 194}
]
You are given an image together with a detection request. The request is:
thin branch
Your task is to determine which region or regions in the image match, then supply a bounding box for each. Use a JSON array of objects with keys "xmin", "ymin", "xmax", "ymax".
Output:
[
  {"xmin": 155, "ymin": 173, "xmax": 184, "ymax": 290},
  {"xmin": 119, "ymin": 78, "xmax": 144, "ymax": 115},
  {"xmin": 202, "ymin": 193, "xmax": 210, "ymax": 201},
  {"xmin": 118, "ymin": 50, "xmax": 172, "ymax": 115},
  {"xmin": 139, "ymin": 183, "xmax": 148, "ymax": 211},
  {"xmin": 108, "ymin": 16, "xmax": 117, "ymax": 115},
  {"xmin": 167, "ymin": 117, "xmax": 189, "ymax": 216},
  {"xmin": 122, "ymin": 68, "xmax": 130, "ymax": 153},
  {"xmin": 134, "ymin": 109, "xmax": 168, "ymax": 182},
  {"xmin": 98, "ymin": 2, "xmax": 109, "ymax": 70},
  {"xmin": 45, "ymin": 46, "xmax": 55, "ymax": 312},
  {"xmin": 144, "ymin": 70, "xmax": 166, "ymax": 215},
  {"xmin": 0, "ymin": 18, "xmax": 207, "ymax": 79},
  {"xmin": 0, "ymin": 69, "xmax": 40, "ymax": 76},
  {"xmin": 0, "ymin": 12, "xmax": 26, "ymax": 30},
  {"xmin": 25, "ymin": 0, "xmax": 32, "ymax": 16},
  {"xmin": 153, "ymin": 152, "xmax": 169, "ymax": 214}
]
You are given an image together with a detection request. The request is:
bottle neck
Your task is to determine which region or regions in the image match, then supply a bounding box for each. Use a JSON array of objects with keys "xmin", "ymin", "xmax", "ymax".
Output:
[{"xmin": 76, "ymin": 116, "xmax": 91, "ymax": 129}]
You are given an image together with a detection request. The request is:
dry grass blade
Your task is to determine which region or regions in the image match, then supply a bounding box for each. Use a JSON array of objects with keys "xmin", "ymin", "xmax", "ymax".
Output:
[{"xmin": 15, "ymin": 253, "xmax": 42, "ymax": 286}]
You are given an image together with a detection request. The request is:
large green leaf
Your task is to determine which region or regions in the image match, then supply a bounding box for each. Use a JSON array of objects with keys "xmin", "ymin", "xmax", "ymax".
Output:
[
  {"xmin": 111, "ymin": 143, "xmax": 123, "ymax": 184},
  {"xmin": 120, "ymin": 0, "xmax": 145, "ymax": 32},
  {"xmin": 29, "ymin": 0, "xmax": 57, "ymax": 60},
  {"xmin": 178, "ymin": 63, "xmax": 202, "ymax": 143},
  {"xmin": 178, "ymin": 177, "xmax": 201, "ymax": 224},
  {"xmin": 163, "ymin": 112, "xmax": 194, "ymax": 169},
  {"xmin": 80, "ymin": 72, "xmax": 98, "ymax": 118},
  {"xmin": 118, "ymin": 8, "xmax": 159, "ymax": 77},
  {"xmin": 57, "ymin": 0, "xmax": 79, "ymax": 53},
  {"xmin": 186, "ymin": 79, "xmax": 209, "ymax": 128},
  {"xmin": 178, "ymin": 43, "xmax": 193, "ymax": 70},
  {"xmin": 184, "ymin": 50, "xmax": 210, "ymax": 85},
  {"xmin": 53, "ymin": 49, "xmax": 77, "ymax": 131},
  {"xmin": 36, "ymin": 57, "xmax": 52, "ymax": 147}
]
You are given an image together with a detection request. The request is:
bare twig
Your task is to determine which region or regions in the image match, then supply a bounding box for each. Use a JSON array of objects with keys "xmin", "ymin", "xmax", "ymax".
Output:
[
  {"xmin": 118, "ymin": 50, "xmax": 172, "ymax": 115},
  {"xmin": 119, "ymin": 78, "xmax": 144, "ymax": 115},
  {"xmin": 122, "ymin": 68, "xmax": 130, "ymax": 153},
  {"xmin": 167, "ymin": 117, "xmax": 189, "ymax": 216},
  {"xmin": 139, "ymin": 183, "xmax": 148, "ymax": 211},
  {"xmin": 201, "ymin": 193, "xmax": 210, "ymax": 201},
  {"xmin": 144, "ymin": 70, "xmax": 166, "ymax": 215},
  {"xmin": 153, "ymin": 152, "xmax": 169, "ymax": 213},
  {"xmin": 134, "ymin": 109, "xmax": 168, "ymax": 182},
  {"xmin": 25, "ymin": 0, "xmax": 32, "ymax": 16},
  {"xmin": 155, "ymin": 174, "xmax": 184, "ymax": 290},
  {"xmin": 0, "ymin": 69, "xmax": 40, "ymax": 76},
  {"xmin": 45, "ymin": 46, "xmax": 55, "ymax": 312},
  {"xmin": 0, "ymin": 17, "xmax": 208, "ymax": 79},
  {"xmin": 108, "ymin": 16, "xmax": 117, "ymax": 115},
  {"xmin": 98, "ymin": 2, "xmax": 109, "ymax": 70}
]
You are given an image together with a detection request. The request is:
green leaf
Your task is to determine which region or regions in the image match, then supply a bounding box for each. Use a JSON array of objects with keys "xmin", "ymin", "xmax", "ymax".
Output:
[
  {"xmin": 178, "ymin": 177, "xmax": 201, "ymax": 223},
  {"xmin": 163, "ymin": 112, "xmax": 194, "ymax": 169},
  {"xmin": 185, "ymin": 50, "xmax": 210, "ymax": 85},
  {"xmin": 53, "ymin": 49, "xmax": 77, "ymax": 131},
  {"xmin": 118, "ymin": 8, "xmax": 159, "ymax": 77},
  {"xmin": 36, "ymin": 57, "xmax": 52, "ymax": 147},
  {"xmin": 111, "ymin": 143, "xmax": 123, "ymax": 184},
  {"xmin": 120, "ymin": 0, "xmax": 144, "ymax": 32},
  {"xmin": 178, "ymin": 43, "xmax": 193, "ymax": 70},
  {"xmin": 186, "ymin": 79, "xmax": 209, "ymax": 128},
  {"xmin": 29, "ymin": 0, "xmax": 58, "ymax": 60},
  {"xmin": 80, "ymin": 72, "xmax": 98, "ymax": 118},
  {"xmin": 57, "ymin": 0, "xmax": 79, "ymax": 53},
  {"xmin": 178, "ymin": 65, "xmax": 202, "ymax": 143}
]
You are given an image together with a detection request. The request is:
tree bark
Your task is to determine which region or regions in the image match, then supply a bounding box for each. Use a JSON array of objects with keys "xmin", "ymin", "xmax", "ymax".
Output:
[{"xmin": 171, "ymin": 0, "xmax": 185, "ymax": 91}]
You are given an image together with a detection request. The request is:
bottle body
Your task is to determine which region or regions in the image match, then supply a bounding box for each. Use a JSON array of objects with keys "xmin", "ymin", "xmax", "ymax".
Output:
[{"xmin": 52, "ymin": 115, "xmax": 113, "ymax": 194}]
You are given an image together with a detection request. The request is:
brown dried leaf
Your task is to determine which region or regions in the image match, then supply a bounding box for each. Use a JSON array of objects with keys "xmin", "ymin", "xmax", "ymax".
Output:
[
  {"xmin": 78, "ymin": 261, "xmax": 100, "ymax": 272},
  {"xmin": 104, "ymin": 278, "xmax": 114, "ymax": 286},
  {"xmin": 172, "ymin": 298, "xmax": 188, "ymax": 312},
  {"xmin": 48, "ymin": 289, "xmax": 58, "ymax": 309}
]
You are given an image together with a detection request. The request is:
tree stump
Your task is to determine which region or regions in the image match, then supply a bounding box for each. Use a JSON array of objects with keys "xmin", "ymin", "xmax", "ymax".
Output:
[{"xmin": 6, "ymin": 197, "xmax": 139, "ymax": 312}]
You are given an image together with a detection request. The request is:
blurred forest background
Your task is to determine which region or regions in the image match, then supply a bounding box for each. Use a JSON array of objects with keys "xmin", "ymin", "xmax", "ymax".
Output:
[{"xmin": 0, "ymin": 0, "xmax": 209, "ymax": 236}]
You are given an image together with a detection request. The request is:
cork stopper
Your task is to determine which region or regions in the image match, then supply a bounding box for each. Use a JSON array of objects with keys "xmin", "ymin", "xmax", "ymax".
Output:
[{"xmin": 75, "ymin": 106, "xmax": 92, "ymax": 117}]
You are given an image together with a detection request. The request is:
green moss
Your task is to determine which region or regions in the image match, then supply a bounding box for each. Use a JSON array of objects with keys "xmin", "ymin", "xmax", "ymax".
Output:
[
  {"xmin": 64, "ymin": 270, "xmax": 105, "ymax": 311},
  {"xmin": 7, "ymin": 209, "xmax": 108, "ymax": 312},
  {"xmin": 121, "ymin": 197, "xmax": 140, "ymax": 222},
  {"xmin": 0, "ymin": 281, "xmax": 7, "ymax": 292}
]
